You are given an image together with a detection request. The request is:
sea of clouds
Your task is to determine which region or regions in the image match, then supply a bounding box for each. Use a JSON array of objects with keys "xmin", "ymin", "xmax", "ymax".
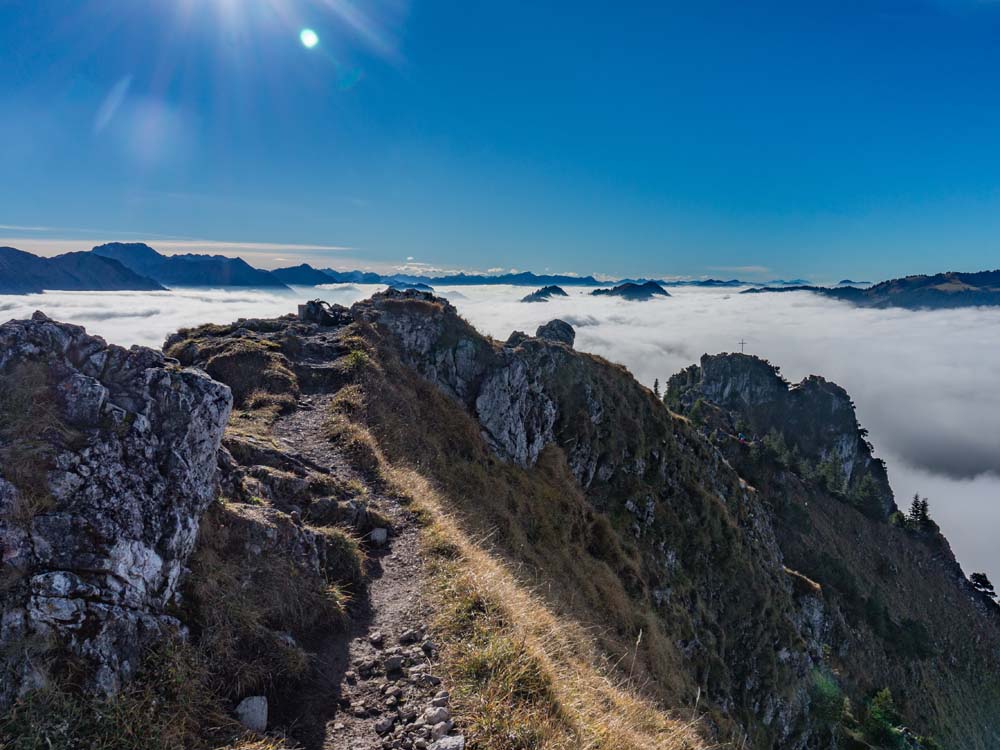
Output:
[{"xmin": 3, "ymin": 284, "xmax": 997, "ymax": 580}]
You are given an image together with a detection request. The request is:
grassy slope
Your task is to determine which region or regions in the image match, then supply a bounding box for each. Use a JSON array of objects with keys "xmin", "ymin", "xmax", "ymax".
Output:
[
  {"xmin": 325, "ymin": 340, "xmax": 708, "ymax": 750},
  {"xmin": 328, "ymin": 305, "xmax": 824, "ymax": 748}
]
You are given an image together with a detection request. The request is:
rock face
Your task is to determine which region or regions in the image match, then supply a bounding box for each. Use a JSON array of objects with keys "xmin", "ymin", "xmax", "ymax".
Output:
[
  {"xmin": 667, "ymin": 353, "xmax": 895, "ymax": 516},
  {"xmin": 0, "ymin": 313, "xmax": 232, "ymax": 708},
  {"xmin": 352, "ymin": 291, "xmax": 567, "ymax": 467},
  {"xmin": 534, "ymin": 319, "xmax": 575, "ymax": 347}
]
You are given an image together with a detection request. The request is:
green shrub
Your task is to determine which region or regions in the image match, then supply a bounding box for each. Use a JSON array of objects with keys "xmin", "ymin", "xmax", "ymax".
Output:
[
  {"xmin": 863, "ymin": 688, "xmax": 903, "ymax": 748},
  {"xmin": 810, "ymin": 669, "xmax": 845, "ymax": 724}
]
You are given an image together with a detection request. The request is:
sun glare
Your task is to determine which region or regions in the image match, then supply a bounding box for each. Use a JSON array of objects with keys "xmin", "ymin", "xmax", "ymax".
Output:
[{"xmin": 300, "ymin": 28, "xmax": 319, "ymax": 48}]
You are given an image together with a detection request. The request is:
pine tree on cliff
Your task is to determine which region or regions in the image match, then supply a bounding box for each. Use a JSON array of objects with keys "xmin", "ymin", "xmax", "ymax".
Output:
[
  {"xmin": 908, "ymin": 494, "xmax": 933, "ymax": 531},
  {"xmin": 653, "ymin": 378, "xmax": 660, "ymax": 399}
]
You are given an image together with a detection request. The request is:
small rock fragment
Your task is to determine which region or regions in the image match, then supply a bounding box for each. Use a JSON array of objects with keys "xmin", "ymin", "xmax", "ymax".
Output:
[
  {"xmin": 235, "ymin": 695, "xmax": 268, "ymax": 733},
  {"xmin": 423, "ymin": 706, "xmax": 450, "ymax": 725},
  {"xmin": 399, "ymin": 628, "xmax": 421, "ymax": 645},
  {"xmin": 429, "ymin": 720, "xmax": 453, "ymax": 740}
]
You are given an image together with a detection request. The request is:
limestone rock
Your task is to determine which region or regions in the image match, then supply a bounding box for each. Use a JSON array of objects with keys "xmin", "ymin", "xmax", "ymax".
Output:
[
  {"xmin": 534, "ymin": 319, "xmax": 575, "ymax": 347},
  {"xmin": 0, "ymin": 313, "xmax": 232, "ymax": 708},
  {"xmin": 666, "ymin": 352, "xmax": 895, "ymax": 516},
  {"xmin": 431, "ymin": 736, "xmax": 465, "ymax": 750}
]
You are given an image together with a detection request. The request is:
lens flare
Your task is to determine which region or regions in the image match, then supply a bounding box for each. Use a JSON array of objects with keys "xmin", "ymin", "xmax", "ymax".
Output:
[{"xmin": 300, "ymin": 28, "xmax": 319, "ymax": 48}]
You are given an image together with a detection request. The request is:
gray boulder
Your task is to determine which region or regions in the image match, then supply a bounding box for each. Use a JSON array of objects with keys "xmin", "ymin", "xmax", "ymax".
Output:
[
  {"xmin": 0, "ymin": 312, "xmax": 232, "ymax": 708},
  {"xmin": 535, "ymin": 319, "xmax": 575, "ymax": 347},
  {"xmin": 235, "ymin": 695, "xmax": 268, "ymax": 733}
]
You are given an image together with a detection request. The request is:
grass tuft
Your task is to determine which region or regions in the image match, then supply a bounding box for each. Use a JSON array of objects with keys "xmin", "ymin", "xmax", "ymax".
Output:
[{"xmin": 0, "ymin": 361, "xmax": 81, "ymax": 523}]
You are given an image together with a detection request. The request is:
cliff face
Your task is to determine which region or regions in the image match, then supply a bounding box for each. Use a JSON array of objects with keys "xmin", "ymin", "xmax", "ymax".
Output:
[
  {"xmin": 0, "ymin": 313, "xmax": 231, "ymax": 706},
  {"xmin": 667, "ymin": 352, "xmax": 1000, "ymax": 749},
  {"xmin": 668, "ymin": 353, "xmax": 895, "ymax": 518}
]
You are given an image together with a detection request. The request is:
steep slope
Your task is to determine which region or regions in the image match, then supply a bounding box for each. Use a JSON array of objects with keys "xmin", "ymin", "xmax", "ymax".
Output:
[
  {"xmin": 342, "ymin": 291, "xmax": 838, "ymax": 747},
  {"xmin": 667, "ymin": 353, "xmax": 1000, "ymax": 748},
  {"xmin": 667, "ymin": 354, "xmax": 895, "ymax": 517},
  {"xmin": 0, "ymin": 246, "xmax": 165, "ymax": 293},
  {"xmin": 92, "ymin": 242, "xmax": 289, "ymax": 288}
]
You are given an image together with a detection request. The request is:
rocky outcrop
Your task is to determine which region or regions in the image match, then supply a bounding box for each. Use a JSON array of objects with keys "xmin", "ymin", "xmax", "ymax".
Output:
[
  {"xmin": 520, "ymin": 285, "xmax": 568, "ymax": 303},
  {"xmin": 0, "ymin": 313, "xmax": 231, "ymax": 707},
  {"xmin": 298, "ymin": 299, "xmax": 352, "ymax": 327},
  {"xmin": 667, "ymin": 353, "xmax": 895, "ymax": 516},
  {"xmin": 352, "ymin": 291, "xmax": 566, "ymax": 467},
  {"xmin": 534, "ymin": 319, "xmax": 575, "ymax": 347},
  {"xmin": 352, "ymin": 291, "xmax": 494, "ymax": 407},
  {"xmin": 591, "ymin": 281, "xmax": 670, "ymax": 300}
]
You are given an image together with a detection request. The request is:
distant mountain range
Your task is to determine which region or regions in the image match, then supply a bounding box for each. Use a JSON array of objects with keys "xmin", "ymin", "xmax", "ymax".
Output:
[
  {"xmin": 0, "ymin": 246, "xmax": 165, "ymax": 294},
  {"xmin": 3, "ymin": 242, "xmax": 1000, "ymax": 310},
  {"xmin": 744, "ymin": 270, "xmax": 1000, "ymax": 309},
  {"xmin": 1, "ymin": 244, "xmax": 801, "ymax": 293},
  {"xmin": 92, "ymin": 243, "xmax": 289, "ymax": 289}
]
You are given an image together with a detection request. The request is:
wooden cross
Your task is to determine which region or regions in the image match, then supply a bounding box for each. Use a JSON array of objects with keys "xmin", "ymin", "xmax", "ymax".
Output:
[{"xmin": 739, "ymin": 339, "xmax": 747, "ymax": 353}]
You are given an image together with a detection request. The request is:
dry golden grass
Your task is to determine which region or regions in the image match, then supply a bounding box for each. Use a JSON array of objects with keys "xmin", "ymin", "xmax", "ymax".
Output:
[
  {"xmin": 320, "ymin": 353, "xmax": 711, "ymax": 750},
  {"xmin": 0, "ymin": 361, "xmax": 78, "ymax": 523},
  {"xmin": 387, "ymin": 463, "xmax": 710, "ymax": 750},
  {"xmin": 0, "ymin": 639, "xmax": 239, "ymax": 750},
  {"xmin": 183, "ymin": 502, "xmax": 359, "ymax": 699}
]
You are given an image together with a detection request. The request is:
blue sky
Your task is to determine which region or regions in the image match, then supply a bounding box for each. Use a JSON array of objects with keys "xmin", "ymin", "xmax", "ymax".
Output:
[{"xmin": 3, "ymin": 0, "xmax": 1000, "ymax": 281}]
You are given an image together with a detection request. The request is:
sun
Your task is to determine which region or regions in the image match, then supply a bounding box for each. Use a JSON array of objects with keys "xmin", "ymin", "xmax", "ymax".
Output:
[{"xmin": 300, "ymin": 28, "xmax": 319, "ymax": 49}]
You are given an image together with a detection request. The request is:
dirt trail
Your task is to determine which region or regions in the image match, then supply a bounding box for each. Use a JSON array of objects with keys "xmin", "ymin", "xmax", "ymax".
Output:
[{"xmin": 271, "ymin": 394, "xmax": 463, "ymax": 750}]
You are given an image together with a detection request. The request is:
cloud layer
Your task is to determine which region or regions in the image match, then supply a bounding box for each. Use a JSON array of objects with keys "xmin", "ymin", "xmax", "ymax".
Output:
[
  {"xmin": 443, "ymin": 285, "xmax": 1000, "ymax": 580},
  {"xmin": 2, "ymin": 284, "xmax": 996, "ymax": 579}
]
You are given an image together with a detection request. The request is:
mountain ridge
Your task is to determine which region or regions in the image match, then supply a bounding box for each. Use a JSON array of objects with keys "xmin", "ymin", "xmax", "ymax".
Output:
[
  {"xmin": 0, "ymin": 246, "xmax": 165, "ymax": 294},
  {"xmin": 1, "ymin": 291, "xmax": 997, "ymax": 750},
  {"xmin": 745, "ymin": 269, "xmax": 1000, "ymax": 309},
  {"xmin": 91, "ymin": 242, "xmax": 290, "ymax": 289}
]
